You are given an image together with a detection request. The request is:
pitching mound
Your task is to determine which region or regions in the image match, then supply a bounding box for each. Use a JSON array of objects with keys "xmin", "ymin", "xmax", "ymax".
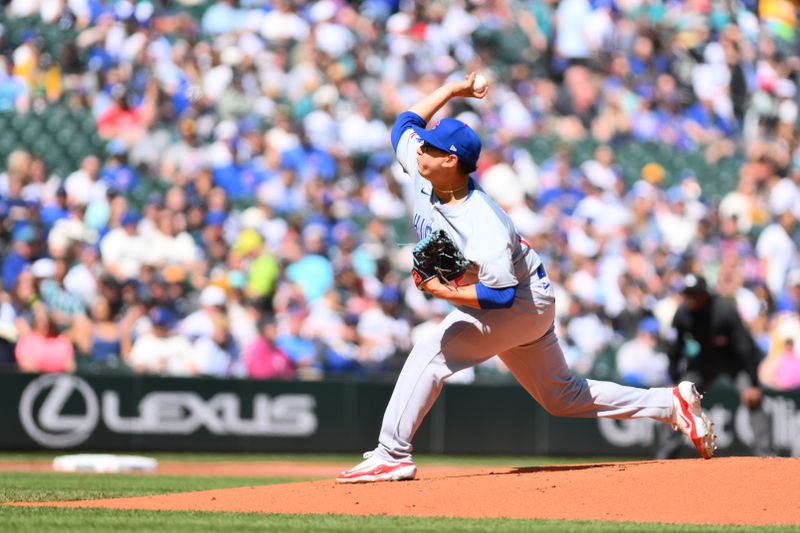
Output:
[{"xmin": 18, "ymin": 457, "xmax": 800, "ymax": 526}]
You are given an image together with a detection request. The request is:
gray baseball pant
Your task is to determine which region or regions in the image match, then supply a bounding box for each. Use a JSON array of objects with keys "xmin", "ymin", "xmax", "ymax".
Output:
[{"xmin": 373, "ymin": 298, "xmax": 674, "ymax": 462}]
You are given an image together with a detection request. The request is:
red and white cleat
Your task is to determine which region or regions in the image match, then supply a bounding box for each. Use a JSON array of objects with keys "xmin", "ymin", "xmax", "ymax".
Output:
[
  {"xmin": 672, "ymin": 381, "xmax": 717, "ymax": 459},
  {"xmin": 336, "ymin": 451, "xmax": 417, "ymax": 484}
]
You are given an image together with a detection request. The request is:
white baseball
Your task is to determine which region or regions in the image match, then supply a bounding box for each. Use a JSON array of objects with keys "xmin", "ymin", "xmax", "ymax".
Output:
[{"xmin": 473, "ymin": 74, "xmax": 488, "ymax": 92}]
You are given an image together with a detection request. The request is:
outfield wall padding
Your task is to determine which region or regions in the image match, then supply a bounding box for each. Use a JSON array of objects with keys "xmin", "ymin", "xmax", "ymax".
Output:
[{"xmin": 2, "ymin": 372, "xmax": 798, "ymax": 456}]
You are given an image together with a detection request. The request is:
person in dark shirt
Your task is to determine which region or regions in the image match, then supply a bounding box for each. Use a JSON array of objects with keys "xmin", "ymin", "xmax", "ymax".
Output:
[
  {"xmin": 2, "ymin": 225, "xmax": 36, "ymax": 290},
  {"xmin": 657, "ymin": 274, "xmax": 774, "ymax": 458}
]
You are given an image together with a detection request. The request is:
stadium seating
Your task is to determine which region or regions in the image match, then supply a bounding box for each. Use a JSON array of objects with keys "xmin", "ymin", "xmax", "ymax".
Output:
[{"xmin": 0, "ymin": 104, "xmax": 105, "ymax": 179}]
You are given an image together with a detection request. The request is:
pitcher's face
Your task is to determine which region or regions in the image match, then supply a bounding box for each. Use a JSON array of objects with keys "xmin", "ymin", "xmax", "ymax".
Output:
[{"xmin": 416, "ymin": 141, "xmax": 455, "ymax": 179}]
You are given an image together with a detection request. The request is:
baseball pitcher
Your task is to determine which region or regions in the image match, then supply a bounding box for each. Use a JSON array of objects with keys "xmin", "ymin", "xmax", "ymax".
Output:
[{"xmin": 337, "ymin": 73, "xmax": 716, "ymax": 483}]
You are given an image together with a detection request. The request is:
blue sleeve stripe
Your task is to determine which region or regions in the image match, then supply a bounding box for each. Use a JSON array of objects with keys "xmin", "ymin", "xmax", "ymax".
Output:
[
  {"xmin": 475, "ymin": 282, "xmax": 517, "ymax": 309},
  {"xmin": 391, "ymin": 111, "xmax": 427, "ymax": 152}
]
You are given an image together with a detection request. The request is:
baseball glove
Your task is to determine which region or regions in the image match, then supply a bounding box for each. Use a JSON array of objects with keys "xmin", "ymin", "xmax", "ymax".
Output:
[{"xmin": 411, "ymin": 230, "xmax": 472, "ymax": 287}]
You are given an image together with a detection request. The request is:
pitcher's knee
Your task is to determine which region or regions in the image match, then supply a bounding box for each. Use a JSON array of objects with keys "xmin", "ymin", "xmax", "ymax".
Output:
[{"xmin": 538, "ymin": 381, "xmax": 589, "ymax": 417}]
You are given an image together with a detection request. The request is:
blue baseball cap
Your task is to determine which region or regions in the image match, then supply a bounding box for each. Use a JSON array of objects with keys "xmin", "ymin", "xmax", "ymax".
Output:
[
  {"xmin": 120, "ymin": 211, "xmax": 141, "ymax": 227},
  {"xmin": 379, "ymin": 285, "xmax": 402, "ymax": 303},
  {"xmin": 149, "ymin": 306, "xmax": 176, "ymax": 329},
  {"xmin": 107, "ymin": 139, "xmax": 128, "ymax": 156},
  {"xmin": 204, "ymin": 210, "xmax": 227, "ymax": 227},
  {"xmin": 13, "ymin": 224, "xmax": 36, "ymax": 243},
  {"xmin": 638, "ymin": 317, "xmax": 660, "ymax": 336},
  {"xmin": 412, "ymin": 118, "xmax": 481, "ymax": 172}
]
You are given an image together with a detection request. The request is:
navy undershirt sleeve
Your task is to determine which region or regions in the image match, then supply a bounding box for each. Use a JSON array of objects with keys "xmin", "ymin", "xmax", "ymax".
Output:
[
  {"xmin": 475, "ymin": 282, "xmax": 517, "ymax": 309},
  {"xmin": 391, "ymin": 111, "xmax": 427, "ymax": 152}
]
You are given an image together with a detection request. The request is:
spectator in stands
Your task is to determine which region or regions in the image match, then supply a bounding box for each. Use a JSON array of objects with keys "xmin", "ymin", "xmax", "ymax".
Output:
[
  {"xmin": 99, "ymin": 141, "xmax": 140, "ymax": 194},
  {"xmin": 286, "ymin": 224, "xmax": 334, "ymax": 304},
  {"xmin": 230, "ymin": 228, "xmax": 280, "ymax": 304},
  {"xmin": 274, "ymin": 305, "xmax": 322, "ymax": 380},
  {"xmin": 181, "ymin": 284, "xmax": 228, "ymax": 343},
  {"xmin": 15, "ymin": 302, "xmax": 75, "ymax": 373},
  {"xmin": 96, "ymin": 83, "xmax": 155, "ymax": 144},
  {"xmin": 100, "ymin": 211, "xmax": 146, "ymax": 281},
  {"xmin": 356, "ymin": 285, "xmax": 410, "ymax": 369},
  {"xmin": 616, "ymin": 317, "xmax": 670, "ymax": 387},
  {"xmin": 280, "ymin": 128, "xmax": 337, "ymax": 183},
  {"xmin": 64, "ymin": 155, "xmax": 105, "ymax": 207},
  {"xmin": 20, "ymin": 156, "xmax": 59, "ymax": 205},
  {"xmin": 0, "ymin": 268, "xmax": 38, "ymax": 367},
  {"xmin": 0, "ymin": 317, "xmax": 17, "ymax": 368},
  {"xmin": 756, "ymin": 182, "xmax": 799, "ymax": 298},
  {"xmin": 243, "ymin": 313, "xmax": 294, "ymax": 380},
  {"xmin": 0, "ymin": 149, "xmax": 32, "ymax": 206},
  {"xmin": 143, "ymin": 210, "xmax": 199, "ymax": 269},
  {"xmin": 35, "ymin": 257, "xmax": 85, "ymax": 327},
  {"xmin": 2, "ymin": 225, "xmax": 36, "ymax": 290},
  {"xmin": 553, "ymin": 0, "xmax": 592, "ymax": 71},
  {"xmin": 127, "ymin": 306, "xmax": 194, "ymax": 376},
  {"xmin": 257, "ymin": 165, "xmax": 308, "ymax": 215},
  {"xmin": 299, "ymin": 288, "xmax": 358, "ymax": 372},
  {"xmin": 201, "ymin": 0, "xmax": 247, "ymax": 36},
  {"xmin": 759, "ymin": 311, "xmax": 800, "ymax": 391},
  {"xmin": 70, "ymin": 296, "xmax": 140, "ymax": 373},
  {"xmin": 776, "ymin": 269, "xmax": 800, "ymax": 314},
  {"xmin": 0, "ymin": 0, "xmax": 798, "ymax": 394},
  {"xmin": 63, "ymin": 243, "xmax": 101, "ymax": 308},
  {"xmin": 196, "ymin": 208, "xmax": 227, "ymax": 266},
  {"xmin": 192, "ymin": 312, "xmax": 242, "ymax": 378},
  {"xmin": 160, "ymin": 117, "xmax": 206, "ymax": 183},
  {"xmin": 718, "ymin": 167, "xmax": 769, "ymax": 235},
  {"xmin": 0, "ymin": 56, "xmax": 29, "ymax": 112},
  {"xmin": 761, "ymin": 331, "xmax": 800, "ymax": 392}
]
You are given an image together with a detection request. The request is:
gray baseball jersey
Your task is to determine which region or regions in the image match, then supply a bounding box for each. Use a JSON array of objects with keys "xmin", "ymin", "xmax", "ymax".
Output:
[
  {"xmin": 397, "ymin": 128, "xmax": 544, "ymax": 294},
  {"xmin": 371, "ymin": 126, "xmax": 675, "ymax": 463}
]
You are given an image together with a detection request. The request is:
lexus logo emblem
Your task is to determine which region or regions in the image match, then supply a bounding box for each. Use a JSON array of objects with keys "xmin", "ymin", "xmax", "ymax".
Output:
[{"xmin": 19, "ymin": 374, "xmax": 99, "ymax": 448}]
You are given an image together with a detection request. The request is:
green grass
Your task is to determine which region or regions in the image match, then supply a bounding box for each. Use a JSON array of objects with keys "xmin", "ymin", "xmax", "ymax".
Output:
[
  {"xmin": 0, "ymin": 472, "xmax": 306, "ymax": 503},
  {"xmin": 0, "ymin": 507, "xmax": 796, "ymax": 533},
  {"xmin": 0, "ymin": 456, "xmax": 794, "ymax": 532}
]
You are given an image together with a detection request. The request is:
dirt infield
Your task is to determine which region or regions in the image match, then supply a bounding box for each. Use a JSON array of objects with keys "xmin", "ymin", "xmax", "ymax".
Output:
[{"xmin": 15, "ymin": 457, "xmax": 800, "ymax": 526}]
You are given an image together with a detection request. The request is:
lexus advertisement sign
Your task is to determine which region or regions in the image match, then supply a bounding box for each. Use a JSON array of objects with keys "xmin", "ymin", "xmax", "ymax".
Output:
[
  {"xmin": 2, "ymin": 373, "xmax": 383, "ymax": 452},
  {"xmin": 18, "ymin": 374, "xmax": 317, "ymax": 448},
  {"xmin": 2, "ymin": 372, "xmax": 798, "ymax": 456}
]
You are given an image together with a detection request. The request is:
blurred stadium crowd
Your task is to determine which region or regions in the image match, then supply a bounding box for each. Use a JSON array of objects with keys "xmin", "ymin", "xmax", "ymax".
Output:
[{"xmin": 0, "ymin": 0, "xmax": 799, "ymax": 390}]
